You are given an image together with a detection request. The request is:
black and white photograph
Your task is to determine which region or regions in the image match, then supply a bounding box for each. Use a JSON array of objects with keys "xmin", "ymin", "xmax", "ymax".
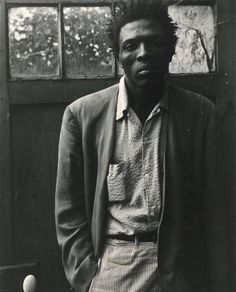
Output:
[{"xmin": 0, "ymin": 0, "xmax": 235, "ymax": 291}]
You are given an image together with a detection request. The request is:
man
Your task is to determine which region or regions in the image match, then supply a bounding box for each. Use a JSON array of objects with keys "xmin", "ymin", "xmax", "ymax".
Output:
[{"xmin": 55, "ymin": 1, "xmax": 226, "ymax": 292}]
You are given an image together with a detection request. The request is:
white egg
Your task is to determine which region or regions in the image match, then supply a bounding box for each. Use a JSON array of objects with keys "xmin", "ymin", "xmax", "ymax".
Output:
[{"xmin": 23, "ymin": 275, "xmax": 37, "ymax": 292}]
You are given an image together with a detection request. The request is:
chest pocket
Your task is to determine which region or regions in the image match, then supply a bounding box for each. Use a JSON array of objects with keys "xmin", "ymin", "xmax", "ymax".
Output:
[{"xmin": 107, "ymin": 163, "xmax": 127, "ymax": 202}]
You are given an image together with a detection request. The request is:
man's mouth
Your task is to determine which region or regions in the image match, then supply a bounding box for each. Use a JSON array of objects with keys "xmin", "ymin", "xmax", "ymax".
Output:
[
  {"xmin": 138, "ymin": 69, "xmax": 151, "ymax": 75},
  {"xmin": 137, "ymin": 66, "xmax": 154, "ymax": 76},
  {"xmin": 137, "ymin": 65, "xmax": 152, "ymax": 72}
]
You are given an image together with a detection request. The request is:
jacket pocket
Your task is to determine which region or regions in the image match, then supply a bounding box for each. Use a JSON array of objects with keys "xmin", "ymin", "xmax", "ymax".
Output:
[{"xmin": 107, "ymin": 163, "xmax": 126, "ymax": 202}]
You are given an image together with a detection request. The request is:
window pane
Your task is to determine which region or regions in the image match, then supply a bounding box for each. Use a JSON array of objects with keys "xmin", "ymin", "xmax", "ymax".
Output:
[
  {"xmin": 168, "ymin": 5, "xmax": 216, "ymax": 74},
  {"xmin": 8, "ymin": 7, "xmax": 60, "ymax": 78},
  {"xmin": 64, "ymin": 6, "xmax": 113, "ymax": 78}
]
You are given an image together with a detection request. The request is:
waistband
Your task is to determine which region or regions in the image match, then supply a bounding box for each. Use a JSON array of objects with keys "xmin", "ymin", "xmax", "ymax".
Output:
[{"xmin": 106, "ymin": 232, "xmax": 157, "ymax": 244}]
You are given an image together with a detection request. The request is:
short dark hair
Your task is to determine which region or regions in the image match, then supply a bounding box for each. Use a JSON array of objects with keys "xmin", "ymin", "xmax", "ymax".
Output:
[{"xmin": 106, "ymin": 0, "xmax": 178, "ymax": 59}]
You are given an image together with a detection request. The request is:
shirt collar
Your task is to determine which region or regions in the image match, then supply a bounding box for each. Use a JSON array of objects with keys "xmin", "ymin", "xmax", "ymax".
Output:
[
  {"xmin": 116, "ymin": 76, "xmax": 129, "ymax": 121},
  {"xmin": 116, "ymin": 76, "xmax": 169, "ymax": 121}
]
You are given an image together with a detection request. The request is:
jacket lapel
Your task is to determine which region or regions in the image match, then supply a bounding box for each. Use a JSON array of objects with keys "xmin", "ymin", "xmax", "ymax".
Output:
[
  {"xmin": 91, "ymin": 87, "xmax": 118, "ymax": 257},
  {"xmin": 98, "ymin": 95, "xmax": 117, "ymax": 178}
]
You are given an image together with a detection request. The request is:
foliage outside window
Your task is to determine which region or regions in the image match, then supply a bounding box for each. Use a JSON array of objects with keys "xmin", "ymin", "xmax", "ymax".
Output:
[
  {"xmin": 64, "ymin": 6, "xmax": 113, "ymax": 78},
  {"xmin": 8, "ymin": 7, "xmax": 60, "ymax": 78}
]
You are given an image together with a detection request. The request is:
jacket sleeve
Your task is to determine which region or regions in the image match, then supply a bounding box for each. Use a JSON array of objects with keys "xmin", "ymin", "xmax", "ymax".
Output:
[{"xmin": 55, "ymin": 106, "xmax": 97, "ymax": 292}]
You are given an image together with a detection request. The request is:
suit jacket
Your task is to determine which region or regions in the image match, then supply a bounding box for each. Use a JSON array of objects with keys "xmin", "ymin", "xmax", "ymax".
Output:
[{"xmin": 55, "ymin": 83, "xmax": 227, "ymax": 292}]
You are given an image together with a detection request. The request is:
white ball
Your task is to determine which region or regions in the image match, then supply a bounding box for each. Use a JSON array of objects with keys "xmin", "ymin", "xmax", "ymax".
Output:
[{"xmin": 23, "ymin": 275, "xmax": 37, "ymax": 292}]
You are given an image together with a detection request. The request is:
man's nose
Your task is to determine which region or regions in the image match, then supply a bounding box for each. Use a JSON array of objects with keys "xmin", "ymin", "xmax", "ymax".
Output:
[{"xmin": 137, "ymin": 43, "xmax": 151, "ymax": 61}]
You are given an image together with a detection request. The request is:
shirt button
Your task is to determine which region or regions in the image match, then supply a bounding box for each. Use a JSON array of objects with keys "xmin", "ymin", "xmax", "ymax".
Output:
[{"xmin": 145, "ymin": 173, "xmax": 149, "ymax": 179}]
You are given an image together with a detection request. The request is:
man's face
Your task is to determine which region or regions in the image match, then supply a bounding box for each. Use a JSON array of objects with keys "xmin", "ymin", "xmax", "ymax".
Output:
[{"xmin": 118, "ymin": 19, "xmax": 172, "ymax": 89}]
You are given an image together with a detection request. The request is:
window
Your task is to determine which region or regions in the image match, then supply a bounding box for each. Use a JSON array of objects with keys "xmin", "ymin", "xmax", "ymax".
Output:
[
  {"xmin": 8, "ymin": 7, "xmax": 60, "ymax": 78},
  {"xmin": 64, "ymin": 6, "xmax": 113, "ymax": 78},
  {"xmin": 169, "ymin": 5, "xmax": 216, "ymax": 74},
  {"xmin": 8, "ymin": 4, "xmax": 113, "ymax": 79},
  {"xmin": 8, "ymin": 3, "xmax": 216, "ymax": 80}
]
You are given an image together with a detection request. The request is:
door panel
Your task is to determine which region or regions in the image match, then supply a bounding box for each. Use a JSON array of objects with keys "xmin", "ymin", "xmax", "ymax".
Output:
[{"xmin": 11, "ymin": 104, "xmax": 70, "ymax": 290}]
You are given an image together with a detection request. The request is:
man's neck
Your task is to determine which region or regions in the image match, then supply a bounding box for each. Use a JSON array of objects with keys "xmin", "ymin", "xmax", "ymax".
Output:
[{"xmin": 125, "ymin": 78, "xmax": 165, "ymax": 124}]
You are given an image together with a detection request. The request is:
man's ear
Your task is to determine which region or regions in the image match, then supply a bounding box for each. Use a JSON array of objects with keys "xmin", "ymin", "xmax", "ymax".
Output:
[
  {"xmin": 116, "ymin": 56, "xmax": 124, "ymax": 72},
  {"xmin": 115, "ymin": 54, "xmax": 120, "ymax": 65}
]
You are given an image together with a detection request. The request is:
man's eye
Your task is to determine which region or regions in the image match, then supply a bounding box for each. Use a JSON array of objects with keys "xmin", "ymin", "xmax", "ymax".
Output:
[{"xmin": 123, "ymin": 43, "xmax": 136, "ymax": 51}]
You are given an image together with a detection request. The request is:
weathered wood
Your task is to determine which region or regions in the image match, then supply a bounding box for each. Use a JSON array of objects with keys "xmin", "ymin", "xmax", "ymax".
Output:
[
  {"xmin": 217, "ymin": 0, "xmax": 236, "ymax": 290},
  {"xmin": 6, "ymin": 0, "xmax": 123, "ymax": 5},
  {"xmin": 8, "ymin": 79, "xmax": 119, "ymax": 104},
  {"xmin": 8, "ymin": 75, "xmax": 217, "ymax": 105},
  {"xmin": 0, "ymin": 0, "xmax": 13, "ymax": 265},
  {"xmin": 6, "ymin": 0, "xmax": 213, "ymax": 4},
  {"xmin": 11, "ymin": 104, "xmax": 69, "ymax": 291}
]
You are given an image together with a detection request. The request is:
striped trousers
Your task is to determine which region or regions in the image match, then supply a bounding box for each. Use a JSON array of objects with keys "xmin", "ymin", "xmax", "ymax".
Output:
[{"xmin": 89, "ymin": 239, "xmax": 159, "ymax": 292}]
